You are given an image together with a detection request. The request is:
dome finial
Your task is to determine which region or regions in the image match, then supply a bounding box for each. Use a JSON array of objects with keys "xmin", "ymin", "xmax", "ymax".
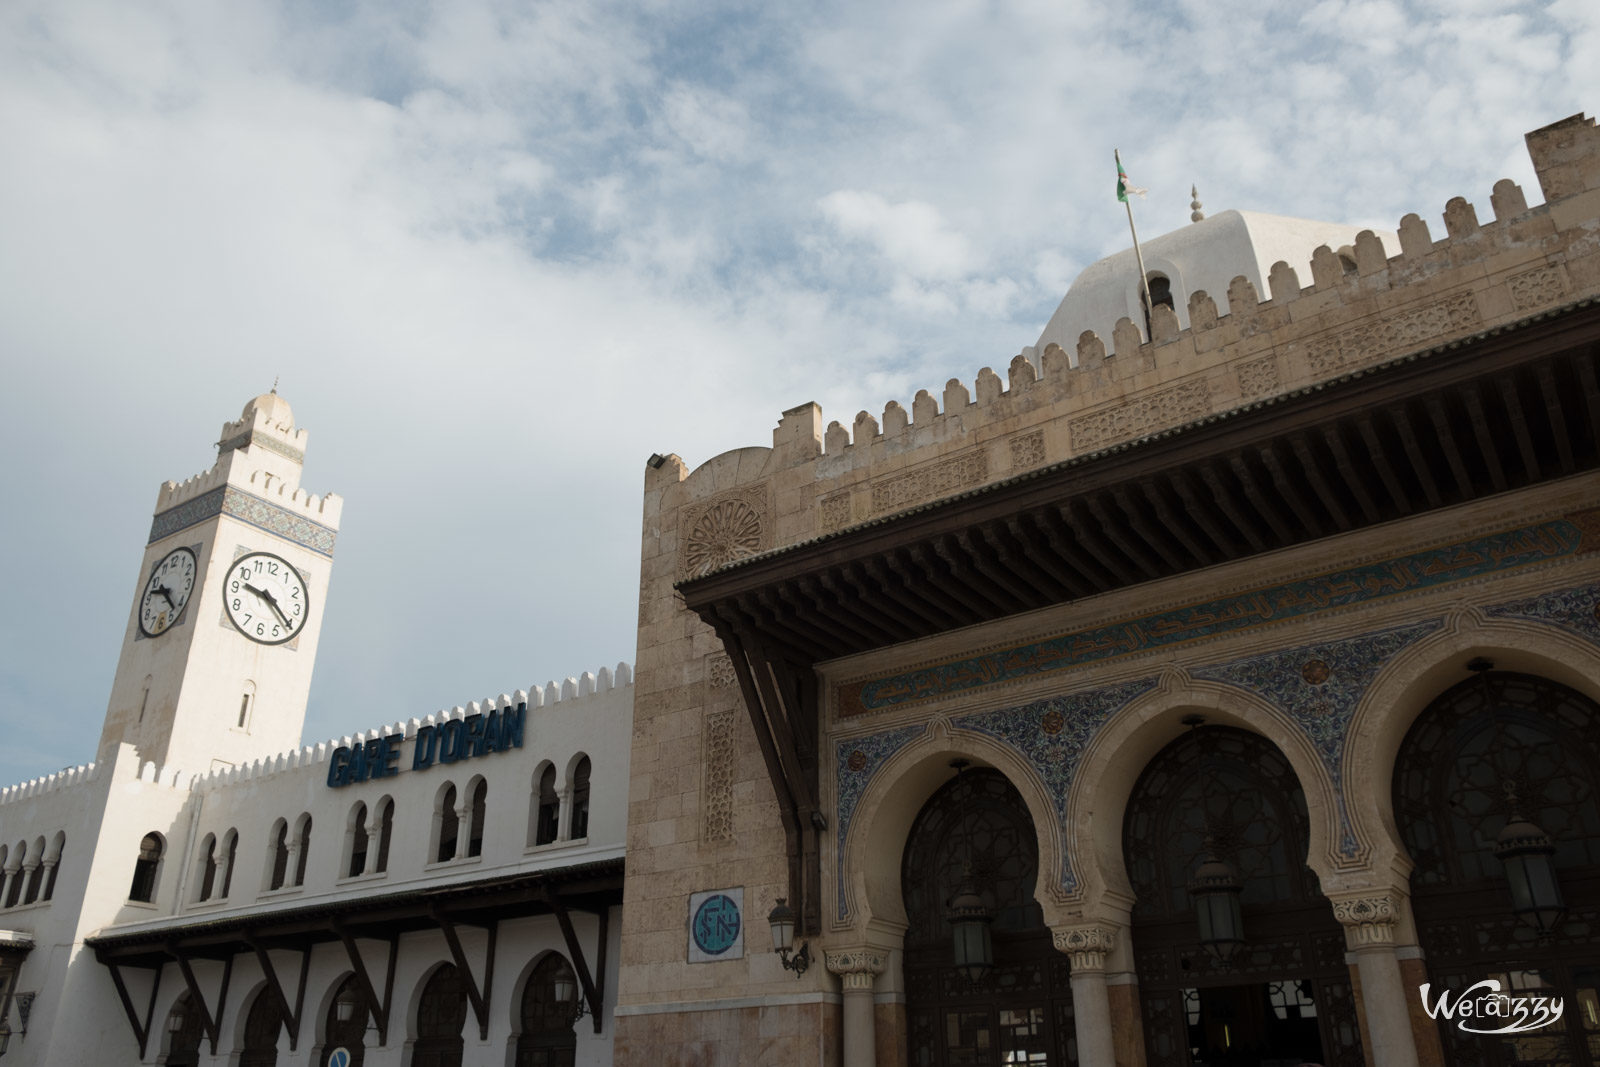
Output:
[
  {"xmin": 271, "ymin": 375, "xmax": 279, "ymax": 395},
  {"xmin": 1190, "ymin": 185, "xmax": 1205, "ymax": 223}
]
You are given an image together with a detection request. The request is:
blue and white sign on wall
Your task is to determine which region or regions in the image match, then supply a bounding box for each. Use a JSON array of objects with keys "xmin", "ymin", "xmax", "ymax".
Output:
[{"xmin": 687, "ymin": 887, "xmax": 744, "ymax": 963}]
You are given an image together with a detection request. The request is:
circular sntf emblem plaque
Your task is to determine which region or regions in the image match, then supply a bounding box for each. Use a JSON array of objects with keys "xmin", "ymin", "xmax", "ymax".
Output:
[
  {"xmin": 847, "ymin": 750, "xmax": 868, "ymax": 772},
  {"xmin": 1041, "ymin": 710, "xmax": 1065, "ymax": 735},
  {"xmin": 691, "ymin": 893, "xmax": 742, "ymax": 956},
  {"xmin": 327, "ymin": 1049, "xmax": 351, "ymax": 1067},
  {"xmin": 1301, "ymin": 659, "xmax": 1331, "ymax": 685}
]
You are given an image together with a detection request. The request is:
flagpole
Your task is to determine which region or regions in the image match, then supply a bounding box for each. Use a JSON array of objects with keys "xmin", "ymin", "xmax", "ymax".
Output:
[{"xmin": 1115, "ymin": 148, "xmax": 1155, "ymax": 337}]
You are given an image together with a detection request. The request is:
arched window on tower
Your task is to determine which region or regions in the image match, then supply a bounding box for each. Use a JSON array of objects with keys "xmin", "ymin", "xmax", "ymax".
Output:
[
  {"xmin": 268, "ymin": 820, "xmax": 290, "ymax": 891},
  {"xmin": 129, "ymin": 832, "xmax": 164, "ymax": 902},
  {"xmin": 374, "ymin": 798, "xmax": 394, "ymax": 874},
  {"xmin": 220, "ymin": 829, "xmax": 238, "ymax": 898},
  {"xmin": 23, "ymin": 836, "xmax": 45, "ymax": 904},
  {"xmin": 43, "ymin": 832, "xmax": 64, "ymax": 901},
  {"xmin": 293, "ymin": 815, "xmax": 312, "ymax": 887},
  {"xmin": 535, "ymin": 767, "xmax": 560, "ymax": 846},
  {"xmin": 2, "ymin": 842, "xmax": 22, "ymax": 908},
  {"xmin": 570, "ymin": 757, "xmax": 591, "ymax": 840},
  {"xmin": 1141, "ymin": 272, "xmax": 1175, "ymax": 339},
  {"xmin": 347, "ymin": 802, "xmax": 369, "ymax": 878},
  {"xmin": 467, "ymin": 779, "xmax": 487, "ymax": 858},
  {"xmin": 197, "ymin": 834, "xmax": 218, "ymax": 902},
  {"xmin": 437, "ymin": 784, "xmax": 459, "ymax": 863}
]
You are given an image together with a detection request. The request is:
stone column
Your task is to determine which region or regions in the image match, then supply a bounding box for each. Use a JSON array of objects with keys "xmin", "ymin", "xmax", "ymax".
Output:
[
  {"xmin": 1056, "ymin": 926, "xmax": 1118, "ymax": 1067},
  {"xmin": 1333, "ymin": 894, "xmax": 1421, "ymax": 1067},
  {"xmin": 826, "ymin": 950, "xmax": 885, "ymax": 1067}
]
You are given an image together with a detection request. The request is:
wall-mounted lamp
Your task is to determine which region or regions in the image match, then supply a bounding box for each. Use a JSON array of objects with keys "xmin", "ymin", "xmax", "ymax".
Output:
[
  {"xmin": 767, "ymin": 898, "xmax": 811, "ymax": 977},
  {"xmin": 1182, "ymin": 716, "xmax": 1246, "ymax": 963},
  {"xmin": 552, "ymin": 965, "xmax": 588, "ymax": 1023},
  {"xmin": 944, "ymin": 759, "xmax": 994, "ymax": 984}
]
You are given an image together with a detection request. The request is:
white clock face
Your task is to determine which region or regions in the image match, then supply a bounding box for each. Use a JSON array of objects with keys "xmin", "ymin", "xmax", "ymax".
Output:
[
  {"xmin": 139, "ymin": 547, "xmax": 198, "ymax": 637},
  {"xmin": 224, "ymin": 551, "xmax": 310, "ymax": 645}
]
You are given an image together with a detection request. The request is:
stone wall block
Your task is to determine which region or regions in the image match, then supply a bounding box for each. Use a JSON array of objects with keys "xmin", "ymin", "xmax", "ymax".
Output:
[
  {"xmin": 975, "ymin": 367, "xmax": 1004, "ymax": 405},
  {"xmin": 1397, "ymin": 213, "xmax": 1433, "ymax": 259},
  {"xmin": 911, "ymin": 389, "xmax": 939, "ymax": 424},
  {"xmin": 1526, "ymin": 111, "xmax": 1600, "ymax": 202},
  {"xmin": 1267, "ymin": 262, "xmax": 1301, "ymax": 304},
  {"xmin": 942, "ymin": 378, "xmax": 971, "ymax": 414},
  {"xmin": 1188, "ymin": 289, "xmax": 1220, "ymax": 327},
  {"xmin": 1491, "ymin": 178, "xmax": 1529, "ymax": 221}
]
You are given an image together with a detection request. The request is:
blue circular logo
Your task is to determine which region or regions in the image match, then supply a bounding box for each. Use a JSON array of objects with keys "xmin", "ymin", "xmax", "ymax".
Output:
[
  {"xmin": 692, "ymin": 894, "xmax": 741, "ymax": 955},
  {"xmin": 327, "ymin": 1048, "xmax": 351, "ymax": 1067}
]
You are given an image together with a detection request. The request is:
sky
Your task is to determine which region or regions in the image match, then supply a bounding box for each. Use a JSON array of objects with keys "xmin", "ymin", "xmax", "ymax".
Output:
[{"xmin": 1, "ymin": 0, "xmax": 1596, "ymax": 787}]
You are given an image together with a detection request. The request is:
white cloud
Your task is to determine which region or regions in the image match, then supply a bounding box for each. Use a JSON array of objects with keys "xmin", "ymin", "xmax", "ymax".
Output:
[{"xmin": 818, "ymin": 190, "xmax": 977, "ymax": 282}]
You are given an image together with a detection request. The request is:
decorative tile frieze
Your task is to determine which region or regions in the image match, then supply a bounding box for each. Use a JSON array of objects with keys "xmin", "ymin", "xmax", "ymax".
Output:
[
  {"xmin": 1192, "ymin": 619, "xmax": 1444, "ymax": 857},
  {"xmin": 836, "ymin": 511, "xmax": 1596, "ymax": 718},
  {"xmin": 149, "ymin": 486, "xmax": 337, "ymax": 557},
  {"xmin": 871, "ymin": 450, "xmax": 988, "ymax": 514},
  {"xmin": 951, "ymin": 679, "xmax": 1158, "ymax": 893},
  {"xmin": 1486, "ymin": 582, "xmax": 1600, "ymax": 645},
  {"xmin": 1069, "ymin": 379, "xmax": 1210, "ymax": 453},
  {"xmin": 834, "ymin": 723, "xmax": 928, "ymax": 918}
]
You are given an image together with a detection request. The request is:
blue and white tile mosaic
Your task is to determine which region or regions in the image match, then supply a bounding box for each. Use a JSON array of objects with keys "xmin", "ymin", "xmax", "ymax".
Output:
[
  {"xmin": 1486, "ymin": 583, "xmax": 1600, "ymax": 645},
  {"xmin": 1192, "ymin": 618, "xmax": 1444, "ymax": 857},
  {"xmin": 951, "ymin": 678, "xmax": 1159, "ymax": 894},
  {"xmin": 150, "ymin": 487, "xmax": 337, "ymax": 557},
  {"xmin": 834, "ymin": 723, "xmax": 928, "ymax": 918}
]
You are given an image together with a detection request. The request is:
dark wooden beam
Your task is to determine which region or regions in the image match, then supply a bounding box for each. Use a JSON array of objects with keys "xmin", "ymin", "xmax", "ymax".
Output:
[
  {"xmin": 955, "ymin": 529, "xmax": 1038, "ymax": 608},
  {"xmin": 167, "ymin": 944, "xmax": 231, "ymax": 1055},
  {"xmin": 1227, "ymin": 451, "xmax": 1294, "ymax": 544},
  {"xmin": 1501, "ymin": 372, "xmax": 1543, "ymax": 481},
  {"xmin": 1536, "ymin": 362, "xmax": 1576, "ymax": 473},
  {"xmin": 1258, "ymin": 442, "xmax": 1325, "ymax": 538},
  {"xmin": 546, "ymin": 890, "xmax": 604, "ymax": 1035},
  {"xmin": 908, "ymin": 544, "xmax": 988, "ymax": 616},
  {"xmin": 332, "ymin": 922, "xmax": 397, "ymax": 1045},
  {"xmin": 1356, "ymin": 414, "xmax": 1413, "ymax": 515},
  {"xmin": 1111, "ymin": 486, "xmax": 1185, "ymax": 571},
  {"xmin": 1286, "ymin": 435, "xmax": 1350, "ymax": 534},
  {"xmin": 103, "ymin": 961, "xmax": 160, "ymax": 1059},
  {"xmin": 999, "ymin": 517, "xmax": 1082, "ymax": 599},
  {"xmin": 1167, "ymin": 471, "xmax": 1237, "ymax": 558},
  {"xmin": 1460, "ymin": 385, "xmax": 1507, "ymax": 492},
  {"xmin": 1061, "ymin": 502, "xmax": 1138, "ymax": 584},
  {"xmin": 1198, "ymin": 465, "xmax": 1268, "ymax": 553},
  {"xmin": 1029, "ymin": 510, "xmax": 1113, "ymax": 593},
  {"xmin": 432, "ymin": 908, "xmax": 496, "ymax": 1041},
  {"xmin": 1137, "ymin": 480, "xmax": 1214, "ymax": 566},
  {"xmin": 1424, "ymin": 396, "xmax": 1475, "ymax": 499},
  {"xmin": 883, "ymin": 551, "xmax": 970, "ymax": 625},
  {"xmin": 1389, "ymin": 404, "xmax": 1444, "ymax": 508},
  {"xmin": 245, "ymin": 936, "xmax": 311, "ymax": 1050}
]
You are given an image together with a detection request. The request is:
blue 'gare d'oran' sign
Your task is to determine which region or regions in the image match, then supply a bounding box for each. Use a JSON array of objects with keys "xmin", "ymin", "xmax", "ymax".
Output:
[{"xmin": 326, "ymin": 704, "xmax": 525, "ymax": 788}]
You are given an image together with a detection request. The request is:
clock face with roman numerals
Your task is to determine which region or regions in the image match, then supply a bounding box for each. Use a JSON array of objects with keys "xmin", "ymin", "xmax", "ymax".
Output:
[
  {"xmin": 224, "ymin": 551, "xmax": 310, "ymax": 645},
  {"xmin": 139, "ymin": 547, "xmax": 198, "ymax": 637}
]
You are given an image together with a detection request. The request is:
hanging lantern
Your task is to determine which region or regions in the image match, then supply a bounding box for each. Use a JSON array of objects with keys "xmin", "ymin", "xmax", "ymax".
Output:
[
  {"xmin": 1189, "ymin": 848, "xmax": 1245, "ymax": 963},
  {"xmin": 552, "ymin": 966, "xmax": 577, "ymax": 1008},
  {"xmin": 1496, "ymin": 808, "xmax": 1566, "ymax": 935},
  {"xmin": 946, "ymin": 868, "xmax": 994, "ymax": 984}
]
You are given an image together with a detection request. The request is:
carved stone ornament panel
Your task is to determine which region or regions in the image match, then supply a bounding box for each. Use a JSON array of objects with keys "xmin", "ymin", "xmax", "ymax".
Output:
[
  {"xmin": 871, "ymin": 449, "xmax": 988, "ymax": 514},
  {"xmin": 1305, "ymin": 291, "xmax": 1481, "ymax": 377},
  {"xmin": 825, "ymin": 949, "xmax": 886, "ymax": 976},
  {"xmin": 1236, "ymin": 354, "xmax": 1280, "ymax": 399},
  {"xmin": 1053, "ymin": 926, "xmax": 1117, "ymax": 971},
  {"xmin": 1069, "ymin": 379, "xmax": 1211, "ymax": 453},
  {"xmin": 1508, "ymin": 264, "xmax": 1567, "ymax": 312},
  {"xmin": 681, "ymin": 484, "xmax": 771, "ymax": 579}
]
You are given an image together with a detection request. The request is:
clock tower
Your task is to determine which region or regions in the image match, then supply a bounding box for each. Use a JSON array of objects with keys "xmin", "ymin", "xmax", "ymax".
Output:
[{"xmin": 96, "ymin": 391, "xmax": 343, "ymax": 774}]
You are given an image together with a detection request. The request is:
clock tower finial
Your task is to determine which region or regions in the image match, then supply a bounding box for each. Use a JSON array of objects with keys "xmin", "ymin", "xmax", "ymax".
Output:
[{"xmin": 97, "ymin": 393, "xmax": 343, "ymax": 774}]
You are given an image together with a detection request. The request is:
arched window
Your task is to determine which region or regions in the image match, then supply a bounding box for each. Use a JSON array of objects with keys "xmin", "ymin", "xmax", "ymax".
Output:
[
  {"xmin": 220, "ymin": 830, "xmax": 238, "ymax": 898},
  {"xmin": 414, "ymin": 963, "xmax": 468, "ymax": 1067},
  {"xmin": 514, "ymin": 954, "xmax": 577, "ymax": 1066},
  {"xmin": 129, "ymin": 832, "xmax": 163, "ymax": 903},
  {"xmin": 320, "ymin": 974, "xmax": 369, "ymax": 1067},
  {"xmin": 293, "ymin": 815, "xmax": 312, "ymax": 887},
  {"xmin": 0, "ymin": 846, "xmax": 10, "ymax": 908},
  {"xmin": 23, "ymin": 836, "xmax": 45, "ymax": 904},
  {"xmin": 437, "ymin": 785, "xmax": 459, "ymax": 863},
  {"xmin": 570, "ymin": 757, "xmax": 591, "ymax": 840},
  {"xmin": 43, "ymin": 832, "xmax": 64, "ymax": 901},
  {"xmin": 467, "ymin": 780, "xmax": 487, "ymax": 858},
  {"xmin": 164, "ymin": 992, "xmax": 205, "ymax": 1067},
  {"xmin": 240, "ymin": 987, "xmax": 285, "ymax": 1066},
  {"xmin": 374, "ymin": 799, "xmax": 394, "ymax": 874},
  {"xmin": 348, "ymin": 802, "xmax": 369, "ymax": 878},
  {"xmin": 1141, "ymin": 273, "xmax": 1175, "ymax": 339},
  {"xmin": 197, "ymin": 834, "xmax": 218, "ymax": 902},
  {"xmin": 269, "ymin": 820, "xmax": 290, "ymax": 891},
  {"xmin": 3, "ymin": 841, "xmax": 25, "ymax": 908},
  {"xmin": 535, "ymin": 767, "xmax": 559, "ymax": 846}
]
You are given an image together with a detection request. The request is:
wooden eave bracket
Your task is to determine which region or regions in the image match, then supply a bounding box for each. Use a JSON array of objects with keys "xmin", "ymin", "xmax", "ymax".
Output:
[
  {"xmin": 167, "ymin": 941, "xmax": 233, "ymax": 1055},
  {"xmin": 430, "ymin": 906, "xmax": 498, "ymax": 1041},
  {"xmin": 100, "ymin": 954, "xmax": 161, "ymax": 1059},
  {"xmin": 543, "ymin": 888, "xmax": 607, "ymax": 1035},
  {"xmin": 245, "ymin": 934, "xmax": 311, "ymax": 1051},
  {"xmin": 331, "ymin": 921, "xmax": 398, "ymax": 1045}
]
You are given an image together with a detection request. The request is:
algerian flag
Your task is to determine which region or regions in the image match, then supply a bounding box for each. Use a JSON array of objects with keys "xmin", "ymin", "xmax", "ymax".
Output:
[{"xmin": 1117, "ymin": 160, "xmax": 1147, "ymax": 202}]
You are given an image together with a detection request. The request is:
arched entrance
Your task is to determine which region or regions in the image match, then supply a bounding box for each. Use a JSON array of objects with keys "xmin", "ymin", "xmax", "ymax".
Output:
[
  {"xmin": 514, "ymin": 954, "xmax": 578, "ymax": 1066},
  {"xmin": 413, "ymin": 963, "xmax": 469, "ymax": 1067},
  {"xmin": 902, "ymin": 766, "xmax": 1076, "ymax": 1065},
  {"xmin": 1124, "ymin": 726, "xmax": 1361, "ymax": 1067},
  {"xmin": 319, "ymin": 974, "xmax": 369, "ymax": 1067},
  {"xmin": 1394, "ymin": 670, "xmax": 1600, "ymax": 1066},
  {"xmin": 163, "ymin": 993, "xmax": 203, "ymax": 1066},
  {"xmin": 239, "ymin": 988, "xmax": 284, "ymax": 1067}
]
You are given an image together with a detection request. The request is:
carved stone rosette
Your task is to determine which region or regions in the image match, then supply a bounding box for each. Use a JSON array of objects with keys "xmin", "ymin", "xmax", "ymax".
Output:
[
  {"xmin": 680, "ymin": 484, "xmax": 771, "ymax": 579},
  {"xmin": 825, "ymin": 949, "xmax": 886, "ymax": 991},
  {"xmin": 1053, "ymin": 926, "xmax": 1117, "ymax": 972},
  {"xmin": 1331, "ymin": 894, "xmax": 1399, "ymax": 946}
]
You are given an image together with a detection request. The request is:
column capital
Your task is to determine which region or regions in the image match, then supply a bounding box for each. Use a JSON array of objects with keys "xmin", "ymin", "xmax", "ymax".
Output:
[
  {"xmin": 1053, "ymin": 925, "xmax": 1118, "ymax": 972},
  {"xmin": 1330, "ymin": 892, "xmax": 1400, "ymax": 946},
  {"xmin": 826, "ymin": 949, "xmax": 886, "ymax": 992}
]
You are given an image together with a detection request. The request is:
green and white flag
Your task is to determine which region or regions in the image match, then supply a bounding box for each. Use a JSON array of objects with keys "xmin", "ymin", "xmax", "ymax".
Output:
[{"xmin": 1116, "ymin": 160, "xmax": 1147, "ymax": 202}]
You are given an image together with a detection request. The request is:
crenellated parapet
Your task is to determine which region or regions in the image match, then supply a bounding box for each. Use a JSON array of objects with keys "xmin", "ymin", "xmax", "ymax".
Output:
[
  {"xmin": 0, "ymin": 762, "xmax": 101, "ymax": 807},
  {"xmin": 658, "ymin": 113, "xmax": 1600, "ymax": 564}
]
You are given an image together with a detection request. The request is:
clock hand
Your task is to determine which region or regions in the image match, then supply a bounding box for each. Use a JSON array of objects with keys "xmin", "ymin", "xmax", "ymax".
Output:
[
  {"xmin": 157, "ymin": 585, "xmax": 177, "ymax": 609},
  {"xmin": 256, "ymin": 586, "xmax": 294, "ymax": 629}
]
